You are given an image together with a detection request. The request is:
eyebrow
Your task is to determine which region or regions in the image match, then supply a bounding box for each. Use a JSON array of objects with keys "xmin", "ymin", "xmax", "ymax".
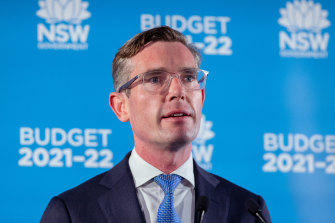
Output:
[
  {"xmin": 143, "ymin": 68, "xmax": 167, "ymax": 73},
  {"xmin": 143, "ymin": 67, "xmax": 197, "ymax": 74}
]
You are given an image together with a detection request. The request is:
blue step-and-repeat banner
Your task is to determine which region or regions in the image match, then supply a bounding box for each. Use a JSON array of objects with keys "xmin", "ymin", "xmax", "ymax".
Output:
[{"xmin": 1, "ymin": 0, "xmax": 334, "ymax": 222}]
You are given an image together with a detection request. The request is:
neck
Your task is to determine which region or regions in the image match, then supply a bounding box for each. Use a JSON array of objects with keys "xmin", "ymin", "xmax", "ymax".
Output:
[{"xmin": 135, "ymin": 143, "xmax": 192, "ymax": 174}]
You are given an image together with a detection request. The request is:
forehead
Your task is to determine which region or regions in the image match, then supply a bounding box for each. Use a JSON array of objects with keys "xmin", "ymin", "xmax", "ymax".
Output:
[{"xmin": 130, "ymin": 41, "xmax": 197, "ymax": 74}]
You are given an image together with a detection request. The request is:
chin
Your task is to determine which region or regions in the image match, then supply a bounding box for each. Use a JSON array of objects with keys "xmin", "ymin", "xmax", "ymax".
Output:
[{"xmin": 162, "ymin": 133, "xmax": 197, "ymax": 150}]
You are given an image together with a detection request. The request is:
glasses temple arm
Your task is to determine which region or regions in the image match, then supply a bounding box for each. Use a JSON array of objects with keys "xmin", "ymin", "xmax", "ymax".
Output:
[{"xmin": 117, "ymin": 75, "xmax": 140, "ymax": 92}]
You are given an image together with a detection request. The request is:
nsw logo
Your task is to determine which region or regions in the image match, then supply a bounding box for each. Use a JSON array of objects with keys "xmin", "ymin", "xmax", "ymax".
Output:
[
  {"xmin": 192, "ymin": 115, "xmax": 215, "ymax": 170},
  {"xmin": 36, "ymin": 0, "xmax": 91, "ymax": 50},
  {"xmin": 278, "ymin": 0, "xmax": 331, "ymax": 58}
]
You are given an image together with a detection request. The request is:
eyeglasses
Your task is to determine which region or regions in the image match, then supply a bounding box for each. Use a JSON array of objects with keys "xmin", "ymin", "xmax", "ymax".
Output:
[{"xmin": 118, "ymin": 68, "xmax": 209, "ymax": 93}]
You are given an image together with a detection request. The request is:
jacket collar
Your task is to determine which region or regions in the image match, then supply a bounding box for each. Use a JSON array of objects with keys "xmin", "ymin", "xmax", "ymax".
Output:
[
  {"xmin": 98, "ymin": 152, "xmax": 146, "ymax": 223},
  {"xmin": 194, "ymin": 161, "xmax": 229, "ymax": 223},
  {"xmin": 96, "ymin": 152, "xmax": 229, "ymax": 223}
]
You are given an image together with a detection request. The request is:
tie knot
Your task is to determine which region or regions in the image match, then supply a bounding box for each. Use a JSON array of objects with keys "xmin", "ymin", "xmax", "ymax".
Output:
[{"xmin": 154, "ymin": 174, "xmax": 182, "ymax": 194}]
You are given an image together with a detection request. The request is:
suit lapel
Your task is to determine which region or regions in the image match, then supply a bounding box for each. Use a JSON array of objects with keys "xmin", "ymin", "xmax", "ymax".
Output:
[
  {"xmin": 98, "ymin": 152, "xmax": 146, "ymax": 223},
  {"xmin": 194, "ymin": 162, "xmax": 229, "ymax": 223},
  {"xmin": 95, "ymin": 154, "xmax": 230, "ymax": 222}
]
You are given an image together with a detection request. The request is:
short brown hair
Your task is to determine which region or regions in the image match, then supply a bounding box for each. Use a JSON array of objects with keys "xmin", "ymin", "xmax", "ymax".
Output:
[{"xmin": 112, "ymin": 26, "xmax": 201, "ymax": 92}]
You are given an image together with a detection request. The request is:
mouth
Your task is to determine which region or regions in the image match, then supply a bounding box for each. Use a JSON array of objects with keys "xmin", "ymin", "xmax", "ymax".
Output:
[{"xmin": 162, "ymin": 111, "xmax": 192, "ymax": 120}]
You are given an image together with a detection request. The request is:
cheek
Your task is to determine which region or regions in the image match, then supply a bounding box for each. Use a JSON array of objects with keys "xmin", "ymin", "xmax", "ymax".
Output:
[
  {"xmin": 194, "ymin": 96, "xmax": 204, "ymax": 127},
  {"xmin": 129, "ymin": 94, "xmax": 160, "ymax": 125},
  {"xmin": 194, "ymin": 93, "xmax": 204, "ymax": 113}
]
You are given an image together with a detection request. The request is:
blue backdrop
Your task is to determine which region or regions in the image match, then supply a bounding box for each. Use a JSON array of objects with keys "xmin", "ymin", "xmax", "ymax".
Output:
[{"xmin": 1, "ymin": 0, "xmax": 334, "ymax": 222}]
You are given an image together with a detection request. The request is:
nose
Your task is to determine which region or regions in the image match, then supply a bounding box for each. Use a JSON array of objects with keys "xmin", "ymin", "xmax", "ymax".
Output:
[{"xmin": 167, "ymin": 74, "xmax": 185, "ymax": 100}]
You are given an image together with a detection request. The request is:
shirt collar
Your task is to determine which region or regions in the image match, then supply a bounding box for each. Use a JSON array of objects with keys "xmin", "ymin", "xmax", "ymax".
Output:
[{"xmin": 129, "ymin": 148, "xmax": 195, "ymax": 188}]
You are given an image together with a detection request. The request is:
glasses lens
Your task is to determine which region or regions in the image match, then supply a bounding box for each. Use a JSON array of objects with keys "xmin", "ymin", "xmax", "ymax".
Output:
[
  {"xmin": 143, "ymin": 71, "xmax": 169, "ymax": 92},
  {"xmin": 180, "ymin": 69, "xmax": 206, "ymax": 90},
  {"xmin": 142, "ymin": 69, "xmax": 207, "ymax": 93}
]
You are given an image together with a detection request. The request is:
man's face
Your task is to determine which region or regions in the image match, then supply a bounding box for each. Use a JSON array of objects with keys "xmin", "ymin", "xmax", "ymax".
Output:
[{"xmin": 125, "ymin": 41, "xmax": 204, "ymax": 149}]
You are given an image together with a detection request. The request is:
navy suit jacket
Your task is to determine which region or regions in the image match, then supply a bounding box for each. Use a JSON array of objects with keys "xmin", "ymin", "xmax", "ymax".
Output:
[{"xmin": 41, "ymin": 152, "xmax": 271, "ymax": 222}]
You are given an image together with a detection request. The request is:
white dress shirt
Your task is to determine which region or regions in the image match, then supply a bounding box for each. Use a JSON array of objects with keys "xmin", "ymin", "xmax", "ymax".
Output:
[{"xmin": 129, "ymin": 148, "xmax": 195, "ymax": 223}]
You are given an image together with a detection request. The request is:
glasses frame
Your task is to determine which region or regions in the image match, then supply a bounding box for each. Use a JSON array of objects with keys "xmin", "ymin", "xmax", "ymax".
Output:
[{"xmin": 117, "ymin": 69, "xmax": 209, "ymax": 93}]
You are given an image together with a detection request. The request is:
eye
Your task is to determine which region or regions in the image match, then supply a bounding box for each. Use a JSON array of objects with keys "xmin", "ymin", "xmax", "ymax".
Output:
[
  {"xmin": 182, "ymin": 70, "xmax": 197, "ymax": 82},
  {"xmin": 149, "ymin": 76, "xmax": 161, "ymax": 83},
  {"xmin": 184, "ymin": 75, "xmax": 195, "ymax": 82},
  {"xmin": 144, "ymin": 71, "xmax": 166, "ymax": 85}
]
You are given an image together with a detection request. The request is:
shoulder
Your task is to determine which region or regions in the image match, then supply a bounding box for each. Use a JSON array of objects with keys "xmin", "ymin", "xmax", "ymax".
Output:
[
  {"xmin": 195, "ymin": 163, "xmax": 258, "ymax": 199},
  {"xmin": 58, "ymin": 170, "xmax": 109, "ymax": 202},
  {"xmin": 40, "ymin": 152, "xmax": 135, "ymax": 222},
  {"xmin": 195, "ymin": 165, "xmax": 271, "ymax": 222},
  {"xmin": 213, "ymin": 172, "xmax": 258, "ymax": 198},
  {"xmin": 58, "ymin": 151, "xmax": 132, "ymax": 202},
  {"xmin": 40, "ymin": 171, "xmax": 111, "ymax": 223}
]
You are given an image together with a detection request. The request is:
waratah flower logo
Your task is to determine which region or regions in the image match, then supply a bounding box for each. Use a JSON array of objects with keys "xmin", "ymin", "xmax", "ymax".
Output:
[
  {"xmin": 194, "ymin": 115, "xmax": 215, "ymax": 145},
  {"xmin": 36, "ymin": 0, "xmax": 91, "ymax": 24},
  {"xmin": 278, "ymin": 0, "xmax": 330, "ymax": 32}
]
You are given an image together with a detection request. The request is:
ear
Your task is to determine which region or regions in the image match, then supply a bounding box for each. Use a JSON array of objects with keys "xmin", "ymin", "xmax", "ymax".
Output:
[
  {"xmin": 109, "ymin": 92, "xmax": 130, "ymax": 122},
  {"xmin": 201, "ymin": 89, "xmax": 205, "ymax": 104}
]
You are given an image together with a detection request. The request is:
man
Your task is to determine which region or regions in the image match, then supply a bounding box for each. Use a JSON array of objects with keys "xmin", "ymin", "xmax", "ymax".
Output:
[{"xmin": 41, "ymin": 26, "xmax": 271, "ymax": 223}]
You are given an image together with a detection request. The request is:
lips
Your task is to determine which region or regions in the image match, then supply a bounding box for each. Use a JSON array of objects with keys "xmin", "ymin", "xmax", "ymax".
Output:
[{"xmin": 162, "ymin": 110, "xmax": 192, "ymax": 119}]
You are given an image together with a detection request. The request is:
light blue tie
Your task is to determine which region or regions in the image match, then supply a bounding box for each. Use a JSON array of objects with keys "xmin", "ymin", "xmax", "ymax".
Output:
[{"xmin": 154, "ymin": 174, "xmax": 182, "ymax": 223}]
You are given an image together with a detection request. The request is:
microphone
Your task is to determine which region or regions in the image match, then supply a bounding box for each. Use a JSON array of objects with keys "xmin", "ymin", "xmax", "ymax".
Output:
[
  {"xmin": 245, "ymin": 198, "xmax": 267, "ymax": 223},
  {"xmin": 195, "ymin": 196, "xmax": 208, "ymax": 223}
]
